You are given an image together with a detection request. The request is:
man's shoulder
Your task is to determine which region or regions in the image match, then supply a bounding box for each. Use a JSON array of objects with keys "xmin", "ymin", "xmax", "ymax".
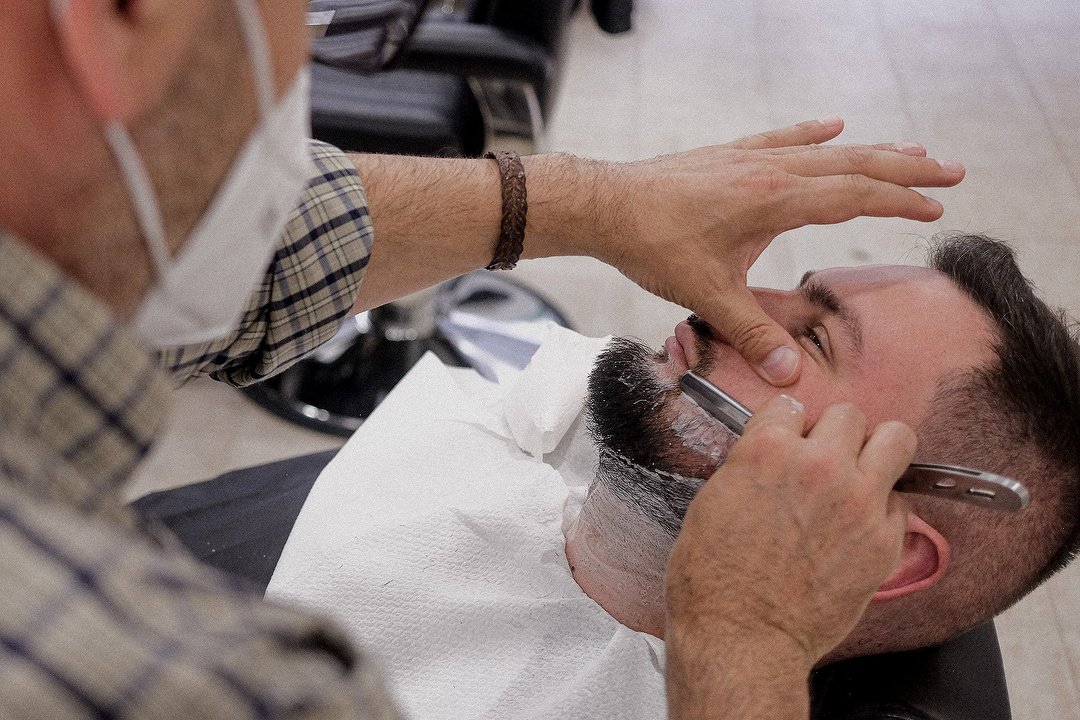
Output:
[{"xmin": 0, "ymin": 424, "xmax": 404, "ymax": 720}]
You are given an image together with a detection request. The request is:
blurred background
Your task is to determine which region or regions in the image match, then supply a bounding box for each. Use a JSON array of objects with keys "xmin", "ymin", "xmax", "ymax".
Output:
[{"xmin": 130, "ymin": 1, "xmax": 1080, "ymax": 715}]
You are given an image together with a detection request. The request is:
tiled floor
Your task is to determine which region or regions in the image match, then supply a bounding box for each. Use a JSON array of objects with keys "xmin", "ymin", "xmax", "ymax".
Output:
[{"xmin": 132, "ymin": 0, "xmax": 1080, "ymax": 716}]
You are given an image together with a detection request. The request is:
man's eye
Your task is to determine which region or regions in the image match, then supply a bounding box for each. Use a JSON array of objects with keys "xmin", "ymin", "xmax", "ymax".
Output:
[{"xmin": 802, "ymin": 325, "xmax": 825, "ymax": 354}]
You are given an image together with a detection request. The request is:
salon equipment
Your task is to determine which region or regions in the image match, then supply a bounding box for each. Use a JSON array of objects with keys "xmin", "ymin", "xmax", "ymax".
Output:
[
  {"xmin": 243, "ymin": 274, "xmax": 571, "ymax": 435},
  {"xmin": 679, "ymin": 370, "xmax": 1031, "ymax": 512},
  {"xmin": 307, "ymin": 0, "xmax": 430, "ymax": 73},
  {"xmin": 242, "ymin": 0, "xmax": 600, "ymax": 435},
  {"xmin": 310, "ymin": 0, "xmax": 583, "ymax": 156},
  {"xmin": 135, "ymin": 328, "xmax": 1013, "ymax": 720}
]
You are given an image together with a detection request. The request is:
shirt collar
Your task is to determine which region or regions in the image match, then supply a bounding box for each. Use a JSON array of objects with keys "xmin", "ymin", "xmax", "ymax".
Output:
[{"xmin": 0, "ymin": 232, "xmax": 171, "ymax": 515}]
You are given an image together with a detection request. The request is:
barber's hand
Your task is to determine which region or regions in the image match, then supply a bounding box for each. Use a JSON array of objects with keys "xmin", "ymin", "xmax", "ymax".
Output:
[
  {"xmin": 664, "ymin": 396, "xmax": 915, "ymax": 719},
  {"xmin": 596, "ymin": 118, "xmax": 965, "ymax": 386}
]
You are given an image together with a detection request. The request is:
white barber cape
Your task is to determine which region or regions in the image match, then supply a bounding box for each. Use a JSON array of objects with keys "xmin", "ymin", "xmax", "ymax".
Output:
[{"xmin": 267, "ymin": 326, "xmax": 667, "ymax": 720}]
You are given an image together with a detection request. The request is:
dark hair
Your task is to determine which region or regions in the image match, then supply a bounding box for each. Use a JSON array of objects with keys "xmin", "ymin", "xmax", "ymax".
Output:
[{"xmin": 924, "ymin": 234, "xmax": 1080, "ymax": 597}]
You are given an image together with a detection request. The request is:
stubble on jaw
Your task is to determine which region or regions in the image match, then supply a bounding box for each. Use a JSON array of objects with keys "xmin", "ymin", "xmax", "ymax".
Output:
[
  {"xmin": 566, "ymin": 333, "xmax": 739, "ymax": 636},
  {"xmin": 142, "ymin": 3, "xmax": 258, "ymax": 258},
  {"xmin": 583, "ymin": 334, "xmax": 738, "ymax": 538}
]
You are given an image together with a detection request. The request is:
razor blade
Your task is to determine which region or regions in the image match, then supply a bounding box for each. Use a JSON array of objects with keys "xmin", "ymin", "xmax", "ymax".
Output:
[{"xmin": 679, "ymin": 371, "xmax": 1029, "ymax": 512}]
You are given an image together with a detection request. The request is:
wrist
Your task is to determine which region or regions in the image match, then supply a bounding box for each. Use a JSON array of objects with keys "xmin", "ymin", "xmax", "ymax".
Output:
[
  {"xmin": 667, "ymin": 609, "xmax": 817, "ymax": 676},
  {"xmin": 518, "ymin": 153, "xmax": 633, "ymax": 264},
  {"xmin": 666, "ymin": 615, "xmax": 813, "ymax": 720}
]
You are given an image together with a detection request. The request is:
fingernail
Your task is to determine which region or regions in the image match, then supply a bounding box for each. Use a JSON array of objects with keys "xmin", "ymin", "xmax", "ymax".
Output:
[
  {"xmin": 762, "ymin": 346, "xmax": 799, "ymax": 384},
  {"xmin": 820, "ymin": 115, "xmax": 843, "ymax": 128},
  {"xmin": 894, "ymin": 142, "xmax": 924, "ymax": 155},
  {"xmin": 937, "ymin": 159, "xmax": 965, "ymax": 174},
  {"xmin": 778, "ymin": 394, "xmax": 805, "ymax": 414},
  {"xmin": 926, "ymin": 197, "xmax": 944, "ymax": 212}
]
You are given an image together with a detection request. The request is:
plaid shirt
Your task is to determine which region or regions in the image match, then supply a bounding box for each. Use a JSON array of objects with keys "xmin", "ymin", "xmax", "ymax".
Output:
[{"xmin": 0, "ymin": 142, "xmax": 400, "ymax": 719}]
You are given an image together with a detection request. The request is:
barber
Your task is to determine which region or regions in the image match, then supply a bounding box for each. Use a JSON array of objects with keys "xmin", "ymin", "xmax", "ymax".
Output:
[{"xmin": 0, "ymin": 1, "xmax": 958, "ymax": 718}]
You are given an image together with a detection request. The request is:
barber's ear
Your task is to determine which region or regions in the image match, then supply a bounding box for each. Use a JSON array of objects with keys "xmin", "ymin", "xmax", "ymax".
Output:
[
  {"xmin": 873, "ymin": 513, "xmax": 950, "ymax": 601},
  {"xmin": 51, "ymin": 0, "xmax": 207, "ymax": 121}
]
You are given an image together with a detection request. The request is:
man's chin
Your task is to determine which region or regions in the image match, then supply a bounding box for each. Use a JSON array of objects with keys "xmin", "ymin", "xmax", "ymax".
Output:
[
  {"xmin": 645, "ymin": 346, "xmax": 738, "ymax": 475},
  {"xmin": 586, "ymin": 337, "xmax": 735, "ymax": 480}
]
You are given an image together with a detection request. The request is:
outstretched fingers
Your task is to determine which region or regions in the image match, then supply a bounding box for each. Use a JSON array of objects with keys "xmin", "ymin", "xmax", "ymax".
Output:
[
  {"xmin": 779, "ymin": 144, "xmax": 965, "ymax": 187},
  {"xmin": 782, "ymin": 176, "xmax": 947, "ymax": 227},
  {"xmin": 726, "ymin": 117, "xmax": 846, "ymax": 151},
  {"xmin": 763, "ymin": 141, "xmax": 928, "ymax": 159}
]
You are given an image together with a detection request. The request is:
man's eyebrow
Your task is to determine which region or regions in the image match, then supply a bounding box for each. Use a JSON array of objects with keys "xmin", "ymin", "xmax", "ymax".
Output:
[{"xmin": 796, "ymin": 270, "xmax": 864, "ymax": 358}]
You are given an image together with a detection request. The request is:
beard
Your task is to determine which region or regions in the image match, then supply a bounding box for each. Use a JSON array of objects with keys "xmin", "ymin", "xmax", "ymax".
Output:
[{"xmin": 583, "ymin": 316, "xmax": 738, "ymax": 538}]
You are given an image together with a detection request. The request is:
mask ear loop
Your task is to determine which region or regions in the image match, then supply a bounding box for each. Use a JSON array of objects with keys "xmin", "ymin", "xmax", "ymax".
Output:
[
  {"xmin": 49, "ymin": 0, "xmax": 172, "ymax": 276},
  {"xmin": 104, "ymin": 123, "xmax": 172, "ymax": 276},
  {"xmin": 230, "ymin": 0, "xmax": 276, "ymax": 116}
]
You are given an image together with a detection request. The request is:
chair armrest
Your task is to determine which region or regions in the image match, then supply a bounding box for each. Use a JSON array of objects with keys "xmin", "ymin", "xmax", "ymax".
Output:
[
  {"xmin": 131, "ymin": 450, "xmax": 339, "ymax": 593},
  {"xmin": 809, "ymin": 622, "xmax": 1012, "ymax": 720},
  {"xmin": 396, "ymin": 22, "xmax": 555, "ymax": 86}
]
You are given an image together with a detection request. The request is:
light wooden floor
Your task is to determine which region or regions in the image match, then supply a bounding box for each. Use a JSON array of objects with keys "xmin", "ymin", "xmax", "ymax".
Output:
[{"xmin": 131, "ymin": 0, "xmax": 1080, "ymax": 716}]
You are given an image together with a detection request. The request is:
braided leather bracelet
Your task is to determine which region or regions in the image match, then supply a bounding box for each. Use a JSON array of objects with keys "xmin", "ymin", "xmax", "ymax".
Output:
[{"xmin": 484, "ymin": 150, "xmax": 527, "ymax": 271}]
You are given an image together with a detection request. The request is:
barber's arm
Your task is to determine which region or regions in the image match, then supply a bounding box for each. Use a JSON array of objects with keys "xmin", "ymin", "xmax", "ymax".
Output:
[
  {"xmin": 664, "ymin": 396, "xmax": 915, "ymax": 720},
  {"xmin": 351, "ymin": 118, "xmax": 964, "ymax": 386}
]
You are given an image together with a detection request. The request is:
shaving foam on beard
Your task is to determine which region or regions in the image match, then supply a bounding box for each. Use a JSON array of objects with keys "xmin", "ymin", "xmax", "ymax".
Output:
[
  {"xmin": 590, "ymin": 447, "xmax": 703, "ymax": 543},
  {"xmin": 599, "ymin": 446, "xmax": 703, "ymax": 493},
  {"xmin": 669, "ymin": 400, "xmax": 740, "ymax": 467},
  {"xmin": 650, "ymin": 364, "xmax": 741, "ymax": 471},
  {"xmin": 589, "ymin": 405, "xmax": 739, "ymax": 540}
]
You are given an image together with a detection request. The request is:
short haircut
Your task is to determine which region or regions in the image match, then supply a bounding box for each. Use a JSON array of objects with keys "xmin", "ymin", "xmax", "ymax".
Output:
[{"xmin": 917, "ymin": 235, "xmax": 1080, "ymax": 621}]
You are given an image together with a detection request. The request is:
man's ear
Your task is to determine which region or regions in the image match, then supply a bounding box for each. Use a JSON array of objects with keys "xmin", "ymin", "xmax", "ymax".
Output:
[
  {"xmin": 873, "ymin": 513, "xmax": 950, "ymax": 601},
  {"xmin": 51, "ymin": 0, "xmax": 207, "ymax": 122}
]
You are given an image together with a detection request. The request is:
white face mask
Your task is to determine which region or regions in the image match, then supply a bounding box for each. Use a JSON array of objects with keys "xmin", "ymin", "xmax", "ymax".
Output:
[{"xmin": 94, "ymin": 0, "xmax": 314, "ymax": 347}]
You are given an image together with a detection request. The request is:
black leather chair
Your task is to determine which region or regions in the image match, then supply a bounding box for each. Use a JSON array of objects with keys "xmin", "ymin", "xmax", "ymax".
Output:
[
  {"xmin": 310, "ymin": 0, "xmax": 581, "ymax": 156},
  {"xmin": 309, "ymin": 62, "xmax": 486, "ymax": 157},
  {"xmin": 305, "ymin": 0, "xmax": 486, "ymax": 157},
  {"xmin": 133, "ymin": 450, "xmax": 1014, "ymax": 720},
  {"xmin": 810, "ymin": 622, "xmax": 1012, "ymax": 720},
  {"xmin": 400, "ymin": 0, "xmax": 578, "ymax": 147}
]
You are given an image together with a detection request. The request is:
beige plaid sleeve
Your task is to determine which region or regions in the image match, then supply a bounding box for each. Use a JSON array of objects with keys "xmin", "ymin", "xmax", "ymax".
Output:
[
  {"xmin": 159, "ymin": 141, "xmax": 373, "ymax": 387},
  {"xmin": 0, "ymin": 443, "xmax": 402, "ymax": 720}
]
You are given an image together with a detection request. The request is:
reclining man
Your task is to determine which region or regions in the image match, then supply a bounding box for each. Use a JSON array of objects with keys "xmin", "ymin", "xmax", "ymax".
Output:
[
  {"xmin": 264, "ymin": 234, "xmax": 1080, "ymax": 720},
  {"xmin": 575, "ymin": 233, "xmax": 1080, "ymax": 661},
  {"xmin": 0, "ymin": 0, "xmax": 1019, "ymax": 717}
]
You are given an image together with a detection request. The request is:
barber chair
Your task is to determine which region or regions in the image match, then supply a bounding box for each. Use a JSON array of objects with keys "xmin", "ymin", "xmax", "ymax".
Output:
[
  {"xmin": 244, "ymin": 277, "xmax": 571, "ymax": 435},
  {"xmin": 147, "ymin": 3, "xmax": 1013, "ymax": 714},
  {"xmin": 810, "ymin": 623, "xmax": 1012, "ymax": 719},
  {"xmin": 312, "ymin": 0, "xmax": 586, "ymax": 153},
  {"xmin": 133, "ymin": 450, "xmax": 1014, "ymax": 720},
  {"xmin": 244, "ymin": 0, "xmax": 598, "ymax": 435}
]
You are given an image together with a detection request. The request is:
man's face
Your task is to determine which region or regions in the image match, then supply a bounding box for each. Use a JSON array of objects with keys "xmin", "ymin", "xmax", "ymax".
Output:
[
  {"xmin": 585, "ymin": 264, "xmax": 998, "ymax": 535},
  {"xmin": 0, "ymin": 0, "xmax": 311, "ymax": 314},
  {"xmin": 256, "ymin": 0, "xmax": 311, "ymax": 94}
]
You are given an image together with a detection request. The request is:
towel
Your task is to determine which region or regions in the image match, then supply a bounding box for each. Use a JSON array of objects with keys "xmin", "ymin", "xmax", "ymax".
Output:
[{"xmin": 267, "ymin": 325, "xmax": 666, "ymax": 720}]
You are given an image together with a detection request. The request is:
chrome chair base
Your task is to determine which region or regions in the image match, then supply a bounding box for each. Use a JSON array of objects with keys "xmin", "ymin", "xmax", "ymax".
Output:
[{"xmin": 242, "ymin": 272, "xmax": 570, "ymax": 436}]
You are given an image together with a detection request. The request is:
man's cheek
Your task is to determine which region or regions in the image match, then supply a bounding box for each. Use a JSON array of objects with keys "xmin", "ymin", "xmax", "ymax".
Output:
[
  {"xmin": 700, "ymin": 363, "xmax": 766, "ymax": 415},
  {"xmin": 667, "ymin": 399, "xmax": 740, "ymax": 471}
]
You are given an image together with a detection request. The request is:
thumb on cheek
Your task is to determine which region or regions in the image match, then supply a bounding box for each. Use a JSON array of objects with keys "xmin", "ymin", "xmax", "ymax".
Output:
[{"xmin": 698, "ymin": 287, "xmax": 801, "ymax": 386}]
